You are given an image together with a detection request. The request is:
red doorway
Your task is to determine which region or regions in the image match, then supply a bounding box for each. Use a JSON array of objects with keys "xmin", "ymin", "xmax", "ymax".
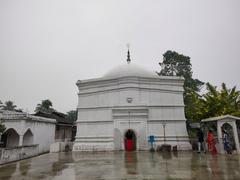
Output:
[{"xmin": 124, "ymin": 129, "xmax": 136, "ymax": 151}]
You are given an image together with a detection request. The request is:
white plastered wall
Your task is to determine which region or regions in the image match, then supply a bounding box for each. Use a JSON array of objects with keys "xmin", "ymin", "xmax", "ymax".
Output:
[
  {"xmin": 74, "ymin": 77, "xmax": 191, "ymax": 151},
  {"xmin": 2, "ymin": 118, "xmax": 55, "ymax": 153}
]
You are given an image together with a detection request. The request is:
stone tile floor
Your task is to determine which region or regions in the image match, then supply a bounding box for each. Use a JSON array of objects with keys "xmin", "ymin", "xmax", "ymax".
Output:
[{"xmin": 0, "ymin": 151, "xmax": 240, "ymax": 180}]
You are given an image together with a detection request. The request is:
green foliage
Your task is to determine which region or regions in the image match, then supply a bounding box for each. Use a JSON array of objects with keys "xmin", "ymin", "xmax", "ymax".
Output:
[
  {"xmin": 187, "ymin": 83, "xmax": 240, "ymax": 122},
  {"xmin": 158, "ymin": 50, "xmax": 240, "ymax": 122},
  {"xmin": 185, "ymin": 90, "xmax": 204, "ymax": 122},
  {"xmin": 158, "ymin": 50, "xmax": 204, "ymax": 93},
  {"xmin": 188, "ymin": 128, "xmax": 198, "ymax": 139},
  {"xmin": 1, "ymin": 101, "xmax": 17, "ymax": 111},
  {"xmin": 67, "ymin": 110, "xmax": 77, "ymax": 122},
  {"xmin": 158, "ymin": 50, "xmax": 204, "ymax": 121},
  {"xmin": 0, "ymin": 100, "xmax": 3, "ymax": 109},
  {"xmin": 0, "ymin": 120, "xmax": 6, "ymax": 133},
  {"xmin": 35, "ymin": 99, "xmax": 54, "ymax": 113}
]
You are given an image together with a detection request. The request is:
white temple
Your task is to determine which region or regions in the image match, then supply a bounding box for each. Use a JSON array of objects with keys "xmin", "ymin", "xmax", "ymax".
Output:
[{"xmin": 73, "ymin": 51, "xmax": 191, "ymax": 151}]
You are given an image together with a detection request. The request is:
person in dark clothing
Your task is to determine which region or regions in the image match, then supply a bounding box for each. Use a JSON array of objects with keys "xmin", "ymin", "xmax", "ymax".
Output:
[
  {"xmin": 222, "ymin": 130, "xmax": 232, "ymax": 154},
  {"xmin": 197, "ymin": 129, "xmax": 206, "ymax": 153}
]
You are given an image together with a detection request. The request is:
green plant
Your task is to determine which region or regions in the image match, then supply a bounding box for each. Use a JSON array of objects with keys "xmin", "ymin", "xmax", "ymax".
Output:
[{"xmin": 0, "ymin": 120, "xmax": 6, "ymax": 133}]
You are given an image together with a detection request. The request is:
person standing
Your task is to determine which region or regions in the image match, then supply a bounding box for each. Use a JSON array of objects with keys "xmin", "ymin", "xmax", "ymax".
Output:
[
  {"xmin": 197, "ymin": 129, "xmax": 205, "ymax": 153},
  {"xmin": 207, "ymin": 130, "xmax": 217, "ymax": 155},
  {"xmin": 222, "ymin": 130, "xmax": 232, "ymax": 154}
]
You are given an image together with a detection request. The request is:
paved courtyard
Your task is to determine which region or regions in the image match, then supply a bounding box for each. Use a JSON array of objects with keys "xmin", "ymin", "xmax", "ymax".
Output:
[{"xmin": 0, "ymin": 151, "xmax": 240, "ymax": 180}]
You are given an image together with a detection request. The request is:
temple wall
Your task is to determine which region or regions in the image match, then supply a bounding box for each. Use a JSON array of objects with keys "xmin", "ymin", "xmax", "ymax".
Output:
[
  {"xmin": 73, "ymin": 121, "xmax": 114, "ymax": 151},
  {"xmin": 147, "ymin": 121, "xmax": 190, "ymax": 148},
  {"xmin": 148, "ymin": 107, "xmax": 185, "ymax": 120},
  {"xmin": 74, "ymin": 77, "xmax": 191, "ymax": 151},
  {"xmin": 77, "ymin": 108, "xmax": 112, "ymax": 121},
  {"xmin": 78, "ymin": 89, "xmax": 184, "ymax": 108}
]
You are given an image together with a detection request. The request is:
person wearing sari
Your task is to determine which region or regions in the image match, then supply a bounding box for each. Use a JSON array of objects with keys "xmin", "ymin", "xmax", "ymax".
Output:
[{"xmin": 207, "ymin": 130, "xmax": 217, "ymax": 155}]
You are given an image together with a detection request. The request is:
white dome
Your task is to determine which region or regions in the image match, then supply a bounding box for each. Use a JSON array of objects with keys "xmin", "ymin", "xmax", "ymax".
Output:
[{"xmin": 103, "ymin": 63, "xmax": 158, "ymax": 78}]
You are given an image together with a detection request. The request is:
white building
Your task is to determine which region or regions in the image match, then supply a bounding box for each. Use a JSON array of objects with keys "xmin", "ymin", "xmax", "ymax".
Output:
[
  {"xmin": 201, "ymin": 115, "xmax": 240, "ymax": 154},
  {"xmin": 0, "ymin": 110, "xmax": 56, "ymax": 153},
  {"xmin": 73, "ymin": 53, "xmax": 191, "ymax": 151}
]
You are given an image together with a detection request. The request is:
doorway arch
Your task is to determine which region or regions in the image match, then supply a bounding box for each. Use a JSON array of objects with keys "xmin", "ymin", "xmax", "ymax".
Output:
[
  {"xmin": 1, "ymin": 128, "xmax": 20, "ymax": 148},
  {"xmin": 124, "ymin": 129, "xmax": 136, "ymax": 151},
  {"xmin": 23, "ymin": 129, "xmax": 34, "ymax": 146},
  {"xmin": 222, "ymin": 123, "xmax": 236, "ymax": 150}
]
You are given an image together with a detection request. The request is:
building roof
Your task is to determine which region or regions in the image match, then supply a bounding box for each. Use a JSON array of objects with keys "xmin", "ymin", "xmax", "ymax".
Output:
[
  {"xmin": 103, "ymin": 62, "xmax": 159, "ymax": 79},
  {"xmin": 34, "ymin": 111, "xmax": 74, "ymax": 125},
  {"xmin": 0, "ymin": 110, "xmax": 56, "ymax": 124},
  {"xmin": 201, "ymin": 115, "xmax": 240, "ymax": 122}
]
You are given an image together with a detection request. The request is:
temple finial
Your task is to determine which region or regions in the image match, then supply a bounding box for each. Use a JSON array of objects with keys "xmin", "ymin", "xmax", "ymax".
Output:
[{"xmin": 126, "ymin": 43, "xmax": 131, "ymax": 64}]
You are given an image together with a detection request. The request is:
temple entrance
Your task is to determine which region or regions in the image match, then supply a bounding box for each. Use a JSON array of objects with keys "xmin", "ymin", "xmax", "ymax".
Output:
[{"xmin": 124, "ymin": 129, "xmax": 136, "ymax": 151}]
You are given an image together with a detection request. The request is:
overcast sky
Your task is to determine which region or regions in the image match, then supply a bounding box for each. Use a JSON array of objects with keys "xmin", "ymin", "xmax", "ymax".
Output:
[{"xmin": 0, "ymin": 0, "xmax": 240, "ymax": 113}]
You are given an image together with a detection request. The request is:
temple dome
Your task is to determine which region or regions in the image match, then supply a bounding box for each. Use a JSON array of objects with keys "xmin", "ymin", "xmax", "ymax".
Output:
[{"xmin": 103, "ymin": 62, "xmax": 158, "ymax": 79}]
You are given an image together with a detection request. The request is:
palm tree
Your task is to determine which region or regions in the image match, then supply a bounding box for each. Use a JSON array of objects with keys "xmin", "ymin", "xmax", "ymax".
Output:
[
  {"xmin": 2, "ymin": 101, "xmax": 17, "ymax": 111},
  {"xmin": 35, "ymin": 99, "xmax": 54, "ymax": 113}
]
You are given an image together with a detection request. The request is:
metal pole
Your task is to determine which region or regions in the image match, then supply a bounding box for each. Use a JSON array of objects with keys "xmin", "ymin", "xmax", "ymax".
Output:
[
  {"xmin": 128, "ymin": 111, "xmax": 130, "ymax": 129},
  {"xmin": 162, "ymin": 121, "xmax": 166, "ymax": 144},
  {"xmin": 163, "ymin": 125, "xmax": 166, "ymax": 144}
]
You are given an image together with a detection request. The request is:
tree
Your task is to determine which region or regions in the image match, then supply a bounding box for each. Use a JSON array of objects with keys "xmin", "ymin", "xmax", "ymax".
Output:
[
  {"xmin": 203, "ymin": 83, "xmax": 240, "ymax": 117},
  {"xmin": 158, "ymin": 50, "xmax": 204, "ymax": 121},
  {"xmin": 2, "ymin": 101, "xmax": 17, "ymax": 111},
  {"xmin": 187, "ymin": 83, "xmax": 240, "ymax": 122},
  {"xmin": 158, "ymin": 50, "xmax": 204, "ymax": 92},
  {"xmin": 184, "ymin": 90, "xmax": 204, "ymax": 122},
  {"xmin": 35, "ymin": 99, "xmax": 54, "ymax": 113},
  {"xmin": 0, "ymin": 119, "xmax": 6, "ymax": 143},
  {"xmin": 0, "ymin": 121, "xmax": 6, "ymax": 133},
  {"xmin": 0, "ymin": 100, "xmax": 3, "ymax": 109},
  {"xmin": 66, "ymin": 110, "xmax": 77, "ymax": 122}
]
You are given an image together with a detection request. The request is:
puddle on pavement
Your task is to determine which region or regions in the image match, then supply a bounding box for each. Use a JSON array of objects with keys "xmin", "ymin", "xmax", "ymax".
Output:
[{"xmin": 0, "ymin": 151, "xmax": 240, "ymax": 179}]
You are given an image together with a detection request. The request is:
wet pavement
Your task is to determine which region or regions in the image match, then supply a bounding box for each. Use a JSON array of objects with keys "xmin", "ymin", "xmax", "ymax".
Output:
[{"xmin": 0, "ymin": 151, "xmax": 240, "ymax": 180}]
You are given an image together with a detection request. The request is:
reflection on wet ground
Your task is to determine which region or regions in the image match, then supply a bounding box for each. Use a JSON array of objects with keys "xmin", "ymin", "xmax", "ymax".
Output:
[{"xmin": 0, "ymin": 151, "xmax": 240, "ymax": 180}]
